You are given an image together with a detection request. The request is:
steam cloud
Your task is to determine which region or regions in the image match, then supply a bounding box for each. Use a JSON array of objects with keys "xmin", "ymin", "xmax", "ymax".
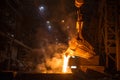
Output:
[
  {"xmin": 33, "ymin": 43, "xmax": 67, "ymax": 73},
  {"xmin": 33, "ymin": 1, "xmax": 76, "ymax": 73},
  {"xmin": 33, "ymin": 13, "xmax": 76, "ymax": 73}
]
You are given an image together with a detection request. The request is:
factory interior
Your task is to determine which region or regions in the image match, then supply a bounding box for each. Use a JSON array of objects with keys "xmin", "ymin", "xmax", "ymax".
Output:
[{"xmin": 0, "ymin": 0, "xmax": 120, "ymax": 80}]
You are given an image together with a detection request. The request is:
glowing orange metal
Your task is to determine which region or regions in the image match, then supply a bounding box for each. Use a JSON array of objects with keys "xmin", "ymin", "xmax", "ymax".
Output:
[{"xmin": 62, "ymin": 55, "xmax": 70, "ymax": 73}]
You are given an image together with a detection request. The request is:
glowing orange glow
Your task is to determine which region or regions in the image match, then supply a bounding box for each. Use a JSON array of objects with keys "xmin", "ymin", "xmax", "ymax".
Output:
[
  {"xmin": 62, "ymin": 38, "xmax": 95, "ymax": 73},
  {"xmin": 62, "ymin": 46, "xmax": 74, "ymax": 73},
  {"xmin": 62, "ymin": 55, "xmax": 70, "ymax": 73}
]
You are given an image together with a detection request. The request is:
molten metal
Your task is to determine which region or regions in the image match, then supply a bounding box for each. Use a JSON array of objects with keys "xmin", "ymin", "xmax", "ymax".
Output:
[
  {"xmin": 62, "ymin": 55, "xmax": 70, "ymax": 73},
  {"xmin": 62, "ymin": 0, "xmax": 95, "ymax": 73}
]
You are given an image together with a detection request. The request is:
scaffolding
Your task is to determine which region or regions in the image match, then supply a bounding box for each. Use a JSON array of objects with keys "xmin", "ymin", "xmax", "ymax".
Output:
[{"xmin": 98, "ymin": 0, "xmax": 120, "ymax": 71}]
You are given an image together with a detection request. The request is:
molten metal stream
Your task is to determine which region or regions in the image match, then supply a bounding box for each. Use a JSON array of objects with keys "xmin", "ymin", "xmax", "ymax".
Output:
[{"xmin": 62, "ymin": 55, "xmax": 70, "ymax": 73}]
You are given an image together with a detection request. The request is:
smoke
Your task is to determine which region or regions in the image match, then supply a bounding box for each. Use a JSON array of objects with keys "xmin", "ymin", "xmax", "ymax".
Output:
[
  {"xmin": 32, "ymin": 0, "xmax": 77, "ymax": 73},
  {"xmin": 33, "ymin": 42, "xmax": 68, "ymax": 73},
  {"xmin": 33, "ymin": 12, "xmax": 77, "ymax": 72}
]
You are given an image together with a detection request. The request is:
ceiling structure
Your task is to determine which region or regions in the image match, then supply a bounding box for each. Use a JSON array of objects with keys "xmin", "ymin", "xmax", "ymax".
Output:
[{"xmin": 0, "ymin": 0, "xmax": 101, "ymax": 50}]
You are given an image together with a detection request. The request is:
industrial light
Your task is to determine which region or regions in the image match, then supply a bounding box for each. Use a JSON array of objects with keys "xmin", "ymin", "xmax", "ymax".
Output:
[{"xmin": 70, "ymin": 66, "xmax": 77, "ymax": 69}]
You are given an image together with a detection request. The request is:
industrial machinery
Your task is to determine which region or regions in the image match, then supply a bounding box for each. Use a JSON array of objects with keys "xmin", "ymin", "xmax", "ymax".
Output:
[
  {"xmin": 63, "ymin": 0, "xmax": 99, "ymax": 73},
  {"xmin": 67, "ymin": 0, "xmax": 120, "ymax": 74}
]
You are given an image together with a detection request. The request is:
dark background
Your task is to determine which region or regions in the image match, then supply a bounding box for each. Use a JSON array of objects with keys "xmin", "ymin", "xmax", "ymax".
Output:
[{"xmin": 0, "ymin": 0, "xmax": 99, "ymax": 49}]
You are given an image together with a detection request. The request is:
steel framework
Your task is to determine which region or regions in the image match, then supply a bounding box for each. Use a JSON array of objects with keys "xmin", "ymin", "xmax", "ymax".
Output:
[{"xmin": 98, "ymin": 0, "xmax": 120, "ymax": 71}]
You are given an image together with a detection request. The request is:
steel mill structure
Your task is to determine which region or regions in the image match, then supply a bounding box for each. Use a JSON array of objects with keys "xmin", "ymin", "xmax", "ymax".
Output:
[
  {"xmin": 98, "ymin": 0, "xmax": 120, "ymax": 72},
  {"xmin": 0, "ymin": 0, "xmax": 120, "ymax": 80},
  {"xmin": 68, "ymin": 0, "xmax": 120, "ymax": 74}
]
